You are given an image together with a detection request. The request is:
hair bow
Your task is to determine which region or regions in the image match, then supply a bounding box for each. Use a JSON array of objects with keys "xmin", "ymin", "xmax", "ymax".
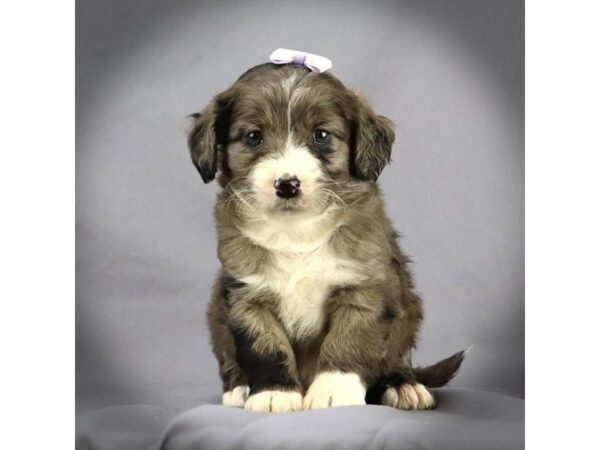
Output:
[{"xmin": 269, "ymin": 48, "xmax": 333, "ymax": 73}]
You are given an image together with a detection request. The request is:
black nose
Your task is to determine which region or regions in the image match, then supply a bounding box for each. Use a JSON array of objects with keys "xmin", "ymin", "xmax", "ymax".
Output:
[{"xmin": 274, "ymin": 174, "xmax": 301, "ymax": 199}]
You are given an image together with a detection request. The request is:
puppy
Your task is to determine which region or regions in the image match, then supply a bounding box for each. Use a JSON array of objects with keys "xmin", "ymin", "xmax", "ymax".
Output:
[{"xmin": 188, "ymin": 62, "xmax": 466, "ymax": 413}]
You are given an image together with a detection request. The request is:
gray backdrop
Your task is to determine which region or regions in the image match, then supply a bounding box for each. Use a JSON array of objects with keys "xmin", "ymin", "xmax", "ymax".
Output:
[{"xmin": 76, "ymin": 0, "xmax": 524, "ymax": 417}]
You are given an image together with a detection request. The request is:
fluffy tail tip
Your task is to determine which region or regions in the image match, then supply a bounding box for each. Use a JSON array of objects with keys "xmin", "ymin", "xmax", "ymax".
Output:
[{"xmin": 414, "ymin": 346, "xmax": 472, "ymax": 388}]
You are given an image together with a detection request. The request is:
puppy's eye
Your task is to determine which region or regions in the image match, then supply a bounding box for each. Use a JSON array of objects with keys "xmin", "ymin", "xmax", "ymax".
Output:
[
  {"xmin": 313, "ymin": 129, "xmax": 331, "ymax": 146},
  {"xmin": 244, "ymin": 130, "xmax": 263, "ymax": 147}
]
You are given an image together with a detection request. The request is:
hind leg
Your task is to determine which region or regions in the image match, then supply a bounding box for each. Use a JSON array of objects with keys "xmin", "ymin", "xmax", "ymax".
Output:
[
  {"xmin": 218, "ymin": 356, "xmax": 249, "ymax": 407},
  {"xmin": 208, "ymin": 277, "xmax": 249, "ymax": 407},
  {"xmin": 381, "ymin": 382, "xmax": 435, "ymax": 410},
  {"xmin": 377, "ymin": 270, "xmax": 434, "ymax": 410},
  {"xmin": 222, "ymin": 385, "xmax": 250, "ymax": 407},
  {"xmin": 366, "ymin": 367, "xmax": 435, "ymax": 411}
]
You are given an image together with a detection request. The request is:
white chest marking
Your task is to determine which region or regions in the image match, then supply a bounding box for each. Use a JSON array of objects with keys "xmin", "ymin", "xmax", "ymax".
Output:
[
  {"xmin": 241, "ymin": 245, "xmax": 363, "ymax": 340},
  {"xmin": 238, "ymin": 209, "xmax": 366, "ymax": 340}
]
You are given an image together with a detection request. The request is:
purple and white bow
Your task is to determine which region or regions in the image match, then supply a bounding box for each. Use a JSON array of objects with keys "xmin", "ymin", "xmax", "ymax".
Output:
[{"xmin": 269, "ymin": 48, "xmax": 333, "ymax": 73}]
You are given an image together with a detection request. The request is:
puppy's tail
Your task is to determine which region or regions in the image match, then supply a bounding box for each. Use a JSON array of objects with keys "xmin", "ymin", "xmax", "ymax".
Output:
[{"xmin": 413, "ymin": 347, "xmax": 471, "ymax": 388}]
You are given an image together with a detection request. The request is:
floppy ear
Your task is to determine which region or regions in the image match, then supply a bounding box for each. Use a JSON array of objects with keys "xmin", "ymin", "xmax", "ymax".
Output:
[
  {"xmin": 187, "ymin": 93, "xmax": 232, "ymax": 183},
  {"xmin": 351, "ymin": 94, "xmax": 395, "ymax": 181}
]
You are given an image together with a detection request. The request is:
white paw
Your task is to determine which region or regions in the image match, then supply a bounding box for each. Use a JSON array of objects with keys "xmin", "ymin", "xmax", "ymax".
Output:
[
  {"xmin": 381, "ymin": 383, "xmax": 435, "ymax": 410},
  {"xmin": 303, "ymin": 371, "xmax": 366, "ymax": 410},
  {"xmin": 222, "ymin": 385, "xmax": 250, "ymax": 407},
  {"xmin": 244, "ymin": 390, "xmax": 303, "ymax": 413}
]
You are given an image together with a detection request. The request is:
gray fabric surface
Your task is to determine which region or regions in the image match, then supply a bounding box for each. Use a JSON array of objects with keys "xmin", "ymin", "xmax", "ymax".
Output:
[
  {"xmin": 77, "ymin": 405, "xmax": 172, "ymax": 450},
  {"xmin": 76, "ymin": 388, "xmax": 524, "ymax": 450}
]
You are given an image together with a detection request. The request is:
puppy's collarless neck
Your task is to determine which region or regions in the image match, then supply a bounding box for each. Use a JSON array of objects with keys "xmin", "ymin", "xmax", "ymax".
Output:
[{"xmin": 237, "ymin": 207, "xmax": 345, "ymax": 253}]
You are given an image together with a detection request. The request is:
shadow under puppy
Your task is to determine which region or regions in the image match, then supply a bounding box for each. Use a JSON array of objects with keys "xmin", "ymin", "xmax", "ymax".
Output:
[{"xmin": 188, "ymin": 62, "xmax": 467, "ymax": 413}]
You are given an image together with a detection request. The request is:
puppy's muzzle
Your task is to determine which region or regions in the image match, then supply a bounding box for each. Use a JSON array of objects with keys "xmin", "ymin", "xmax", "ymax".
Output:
[{"xmin": 274, "ymin": 174, "xmax": 301, "ymax": 199}]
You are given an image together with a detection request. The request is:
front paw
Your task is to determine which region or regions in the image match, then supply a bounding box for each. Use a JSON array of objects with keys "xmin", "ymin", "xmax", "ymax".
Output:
[
  {"xmin": 303, "ymin": 371, "xmax": 367, "ymax": 409},
  {"xmin": 244, "ymin": 389, "xmax": 303, "ymax": 413}
]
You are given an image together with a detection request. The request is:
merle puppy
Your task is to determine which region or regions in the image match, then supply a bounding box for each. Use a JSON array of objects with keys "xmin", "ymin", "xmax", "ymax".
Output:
[{"xmin": 188, "ymin": 62, "xmax": 466, "ymax": 413}]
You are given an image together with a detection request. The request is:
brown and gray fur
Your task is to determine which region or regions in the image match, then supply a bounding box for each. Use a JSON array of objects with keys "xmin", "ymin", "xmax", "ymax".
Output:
[{"xmin": 188, "ymin": 63, "xmax": 466, "ymax": 412}]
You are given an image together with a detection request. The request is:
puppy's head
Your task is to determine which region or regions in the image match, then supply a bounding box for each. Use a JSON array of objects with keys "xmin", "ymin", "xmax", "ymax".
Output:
[{"xmin": 188, "ymin": 63, "xmax": 394, "ymax": 217}]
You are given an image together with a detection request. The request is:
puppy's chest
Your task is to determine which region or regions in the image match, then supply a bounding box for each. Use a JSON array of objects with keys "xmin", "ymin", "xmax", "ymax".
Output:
[{"xmin": 243, "ymin": 247, "xmax": 361, "ymax": 340}]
